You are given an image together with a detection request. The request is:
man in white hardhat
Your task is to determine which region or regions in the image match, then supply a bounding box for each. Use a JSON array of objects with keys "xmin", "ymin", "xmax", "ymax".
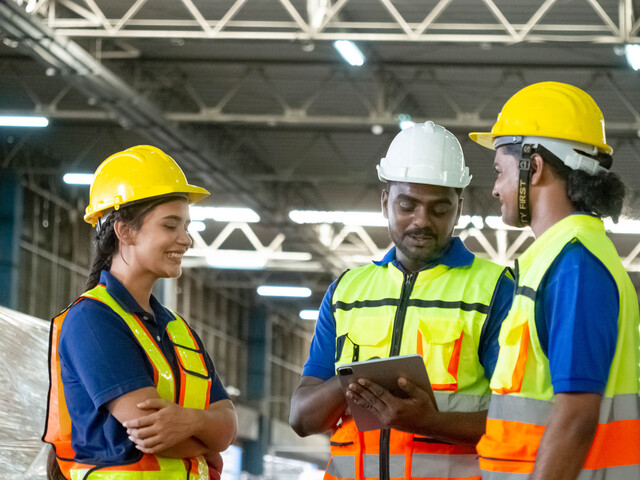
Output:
[{"xmin": 290, "ymin": 121, "xmax": 514, "ymax": 480}]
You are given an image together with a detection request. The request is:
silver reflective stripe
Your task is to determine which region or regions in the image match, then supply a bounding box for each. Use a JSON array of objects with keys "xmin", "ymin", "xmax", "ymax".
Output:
[
  {"xmin": 578, "ymin": 464, "xmax": 640, "ymax": 480},
  {"xmin": 487, "ymin": 394, "xmax": 551, "ymax": 426},
  {"xmin": 434, "ymin": 391, "xmax": 489, "ymax": 412},
  {"xmin": 489, "ymin": 393, "xmax": 640, "ymax": 426},
  {"xmin": 326, "ymin": 456, "xmax": 355, "ymax": 479},
  {"xmin": 481, "ymin": 471, "xmax": 529, "ymax": 479},
  {"xmin": 363, "ymin": 454, "xmax": 405, "ymax": 478},
  {"xmin": 412, "ymin": 453, "xmax": 481, "ymax": 478},
  {"xmin": 598, "ymin": 394, "xmax": 640, "ymax": 423}
]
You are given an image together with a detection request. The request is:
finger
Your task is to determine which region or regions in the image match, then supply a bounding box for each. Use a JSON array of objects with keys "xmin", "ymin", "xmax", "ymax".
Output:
[
  {"xmin": 122, "ymin": 413, "xmax": 156, "ymax": 429},
  {"xmin": 127, "ymin": 425, "xmax": 158, "ymax": 440},
  {"xmin": 357, "ymin": 378, "xmax": 394, "ymax": 403},
  {"xmin": 397, "ymin": 377, "xmax": 435, "ymax": 405}
]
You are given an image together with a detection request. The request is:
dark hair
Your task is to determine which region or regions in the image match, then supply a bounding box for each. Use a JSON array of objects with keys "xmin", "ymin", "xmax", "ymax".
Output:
[
  {"xmin": 501, "ymin": 143, "xmax": 626, "ymax": 222},
  {"xmin": 85, "ymin": 194, "xmax": 188, "ymax": 290}
]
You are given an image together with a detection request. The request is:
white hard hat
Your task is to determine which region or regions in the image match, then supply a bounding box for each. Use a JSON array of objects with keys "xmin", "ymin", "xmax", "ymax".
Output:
[{"xmin": 377, "ymin": 121, "xmax": 471, "ymax": 188}]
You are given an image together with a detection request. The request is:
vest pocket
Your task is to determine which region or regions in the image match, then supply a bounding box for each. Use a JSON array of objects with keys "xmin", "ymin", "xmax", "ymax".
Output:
[
  {"xmin": 417, "ymin": 318, "xmax": 464, "ymax": 391},
  {"xmin": 336, "ymin": 317, "xmax": 392, "ymax": 364},
  {"xmin": 490, "ymin": 311, "xmax": 529, "ymax": 394}
]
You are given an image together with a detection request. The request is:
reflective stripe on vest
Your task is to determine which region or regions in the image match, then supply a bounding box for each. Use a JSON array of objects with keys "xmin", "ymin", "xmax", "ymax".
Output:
[
  {"xmin": 478, "ymin": 215, "xmax": 640, "ymax": 478},
  {"xmin": 44, "ymin": 284, "xmax": 212, "ymax": 479},
  {"xmin": 327, "ymin": 256, "xmax": 507, "ymax": 480}
]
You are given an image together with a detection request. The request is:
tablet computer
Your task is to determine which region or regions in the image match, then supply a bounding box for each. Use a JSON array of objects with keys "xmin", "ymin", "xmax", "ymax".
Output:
[{"xmin": 336, "ymin": 354, "xmax": 437, "ymax": 431}]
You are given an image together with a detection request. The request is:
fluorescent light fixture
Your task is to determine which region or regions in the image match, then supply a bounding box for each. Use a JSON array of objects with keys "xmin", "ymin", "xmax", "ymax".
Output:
[
  {"xmin": 333, "ymin": 40, "xmax": 365, "ymax": 67},
  {"xmin": 257, "ymin": 286, "xmax": 312, "ymax": 297},
  {"xmin": 484, "ymin": 216, "xmax": 524, "ymax": 231},
  {"xmin": 0, "ymin": 115, "xmax": 49, "ymax": 127},
  {"xmin": 207, "ymin": 252, "xmax": 267, "ymax": 269},
  {"xmin": 397, "ymin": 113, "xmax": 415, "ymax": 130},
  {"xmin": 63, "ymin": 173, "xmax": 94, "ymax": 185},
  {"xmin": 456, "ymin": 215, "xmax": 484, "ymax": 229},
  {"xmin": 625, "ymin": 44, "xmax": 640, "ymax": 71},
  {"xmin": 190, "ymin": 206, "xmax": 260, "ymax": 223},
  {"xmin": 604, "ymin": 218, "xmax": 640, "ymax": 234},
  {"xmin": 188, "ymin": 221, "xmax": 206, "ymax": 233},
  {"xmin": 299, "ymin": 309, "xmax": 319, "ymax": 321},
  {"xmin": 289, "ymin": 210, "xmax": 386, "ymax": 227}
]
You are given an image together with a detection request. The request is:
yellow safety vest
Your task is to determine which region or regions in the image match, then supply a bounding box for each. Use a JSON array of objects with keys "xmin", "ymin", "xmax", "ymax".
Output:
[
  {"xmin": 478, "ymin": 215, "xmax": 640, "ymax": 479},
  {"xmin": 325, "ymin": 254, "xmax": 509, "ymax": 480},
  {"xmin": 43, "ymin": 284, "xmax": 212, "ymax": 480}
]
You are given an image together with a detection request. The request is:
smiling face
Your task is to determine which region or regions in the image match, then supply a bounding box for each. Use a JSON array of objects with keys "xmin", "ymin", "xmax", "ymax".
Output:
[
  {"xmin": 492, "ymin": 147, "xmax": 521, "ymax": 227},
  {"xmin": 382, "ymin": 181, "xmax": 462, "ymax": 273},
  {"xmin": 123, "ymin": 199, "xmax": 192, "ymax": 280}
]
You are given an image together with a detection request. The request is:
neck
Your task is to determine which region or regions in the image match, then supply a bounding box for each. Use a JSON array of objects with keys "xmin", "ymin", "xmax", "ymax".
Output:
[
  {"xmin": 528, "ymin": 182, "xmax": 576, "ymax": 238},
  {"xmin": 109, "ymin": 255, "xmax": 156, "ymax": 312}
]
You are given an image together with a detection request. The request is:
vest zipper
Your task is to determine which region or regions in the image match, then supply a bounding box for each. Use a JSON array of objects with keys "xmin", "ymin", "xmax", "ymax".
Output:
[{"xmin": 380, "ymin": 272, "xmax": 416, "ymax": 480}]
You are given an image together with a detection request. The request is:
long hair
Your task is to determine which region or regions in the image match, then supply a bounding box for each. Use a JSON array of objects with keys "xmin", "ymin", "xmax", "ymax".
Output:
[
  {"xmin": 502, "ymin": 143, "xmax": 626, "ymax": 222},
  {"xmin": 85, "ymin": 194, "xmax": 188, "ymax": 290}
]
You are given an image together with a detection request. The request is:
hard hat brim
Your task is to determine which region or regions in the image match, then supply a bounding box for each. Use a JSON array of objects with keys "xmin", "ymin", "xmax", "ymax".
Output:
[{"xmin": 468, "ymin": 132, "xmax": 496, "ymax": 150}]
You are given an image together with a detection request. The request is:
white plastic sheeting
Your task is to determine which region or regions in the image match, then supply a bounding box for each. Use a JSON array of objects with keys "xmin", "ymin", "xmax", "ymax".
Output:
[{"xmin": 0, "ymin": 305, "xmax": 49, "ymax": 479}]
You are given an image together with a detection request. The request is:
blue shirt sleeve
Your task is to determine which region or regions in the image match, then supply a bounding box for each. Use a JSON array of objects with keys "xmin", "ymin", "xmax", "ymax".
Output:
[
  {"xmin": 302, "ymin": 281, "xmax": 338, "ymax": 380},
  {"xmin": 535, "ymin": 240, "xmax": 619, "ymax": 394},
  {"xmin": 59, "ymin": 299, "xmax": 156, "ymax": 409},
  {"xmin": 478, "ymin": 269, "xmax": 515, "ymax": 378}
]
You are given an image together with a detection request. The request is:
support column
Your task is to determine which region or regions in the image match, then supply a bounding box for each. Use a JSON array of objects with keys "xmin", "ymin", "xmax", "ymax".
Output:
[
  {"xmin": 243, "ymin": 303, "xmax": 271, "ymax": 476},
  {"xmin": 0, "ymin": 170, "xmax": 23, "ymax": 309}
]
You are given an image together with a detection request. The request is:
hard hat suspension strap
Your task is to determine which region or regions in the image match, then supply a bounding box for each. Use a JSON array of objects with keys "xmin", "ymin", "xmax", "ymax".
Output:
[{"xmin": 517, "ymin": 144, "xmax": 533, "ymax": 228}]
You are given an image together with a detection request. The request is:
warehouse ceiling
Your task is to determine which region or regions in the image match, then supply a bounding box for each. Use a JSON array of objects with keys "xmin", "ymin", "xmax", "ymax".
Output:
[{"xmin": 1, "ymin": 0, "xmax": 640, "ymax": 302}]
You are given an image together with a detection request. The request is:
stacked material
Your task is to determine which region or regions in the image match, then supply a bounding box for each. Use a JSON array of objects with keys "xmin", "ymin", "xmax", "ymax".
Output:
[{"xmin": 0, "ymin": 305, "xmax": 49, "ymax": 479}]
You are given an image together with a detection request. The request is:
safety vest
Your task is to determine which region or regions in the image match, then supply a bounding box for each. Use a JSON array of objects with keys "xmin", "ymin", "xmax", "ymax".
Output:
[
  {"xmin": 43, "ymin": 284, "xmax": 213, "ymax": 480},
  {"xmin": 325, "ymin": 256, "xmax": 508, "ymax": 480},
  {"xmin": 478, "ymin": 215, "xmax": 640, "ymax": 479}
]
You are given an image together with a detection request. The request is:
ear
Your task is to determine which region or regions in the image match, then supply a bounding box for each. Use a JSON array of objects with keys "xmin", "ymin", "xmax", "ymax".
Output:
[
  {"xmin": 529, "ymin": 153, "xmax": 545, "ymax": 186},
  {"xmin": 113, "ymin": 219, "xmax": 135, "ymax": 246},
  {"xmin": 381, "ymin": 188, "xmax": 389, "ymax": 219},
  {"xmin": 456, "ymin": 196, "xmax": 464, "ymax": 223}
]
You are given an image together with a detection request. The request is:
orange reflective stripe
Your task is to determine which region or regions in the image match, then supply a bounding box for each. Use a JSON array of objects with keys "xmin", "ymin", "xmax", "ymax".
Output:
[
  {"xmin": 478, "ymin": 456, "xmax": 534, "ymax": 475},
  {"xmin": 583, "ymin": 419, "xmax": 640, "ymax": 469}
]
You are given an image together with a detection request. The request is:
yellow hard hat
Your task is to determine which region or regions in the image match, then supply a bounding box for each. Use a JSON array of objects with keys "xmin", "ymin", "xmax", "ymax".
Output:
[
  {"xmin": 84, "ymin": 145, "xmax": 210, "ymax": 226},
  {"xmin": 469, "ymin": 81, "xmax": 612, "ymax": 155}
]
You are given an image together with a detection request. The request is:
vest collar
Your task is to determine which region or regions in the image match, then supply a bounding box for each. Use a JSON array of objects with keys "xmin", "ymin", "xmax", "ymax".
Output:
[
  {"xmin": 518, "ymin": 213, "xmax": 604, "ymax": 270},
  {"xmin": 99, "ymin": 270, "xmax": 175, "ymax": 331}
]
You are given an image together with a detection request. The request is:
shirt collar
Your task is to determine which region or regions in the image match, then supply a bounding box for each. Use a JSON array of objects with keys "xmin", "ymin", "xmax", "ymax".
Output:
[
  {"xmin": 99, "ymin": 270, "xmax": 175, "ymax": 330},
  {"xmin": 373, "ymin": 237, "xmax": 474, "ymax": 272}
]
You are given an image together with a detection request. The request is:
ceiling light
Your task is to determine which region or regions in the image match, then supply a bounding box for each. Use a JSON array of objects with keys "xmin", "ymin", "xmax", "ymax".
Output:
[
  {"xmin": 257, "ymin": 286, "xmax": 312, "ymax": 297},
  {"xmin": 63, "ymin": 173, "xmax": 94, "ymax": 185},
  {"xmin": 604, "ymin": 218, "xmax": 640, "ymax": 234},
  {"xmin": 0, "ymin": 115, "xmax": 48, "ymax": 127},
  {"xmin": 188, "ymin": 221, "xmax": 206, "ymax": 233},
  {"xmin": 190, "ymin": 206, "xmax": 260, "ymax": 223},
  {"xmin": 625, "ymin": 44, "xmax": 640, "ymax": 71},
  {"xmin": 207, "ymin": 252, "xmax": 267, "ymax": 269},
  {"xmin": 289, "ymin": 210, "xmax": 386, "ymax": 227},
  {"xmin": 333, "ymin": 40, "xmax": 365, "ymax": 67},
  {"xmin": 397, "ymin": 114, "xmax": 415, "ymax": 130},
  {"xmin": 371, "ymin": 124, "xmax": 384, "ymax": 135},
  {"xmin": 299, "ymin": 310, "xmax": 319, "ymax": 321}
]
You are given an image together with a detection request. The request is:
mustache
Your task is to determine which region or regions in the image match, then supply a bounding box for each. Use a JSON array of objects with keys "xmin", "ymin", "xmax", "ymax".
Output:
[{"xmin": 406, "ymin": 227, "xmax": 436, "ymax": 237}]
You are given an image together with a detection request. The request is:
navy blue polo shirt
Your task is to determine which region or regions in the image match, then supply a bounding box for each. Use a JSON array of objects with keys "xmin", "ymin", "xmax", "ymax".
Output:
[
  {"xmin": 58, "ymin": 270, "xmax": 229, "ymax": 465},
  {"xmin": 302, "ymin": 237, "xmax": 514, "ymax": 380}
]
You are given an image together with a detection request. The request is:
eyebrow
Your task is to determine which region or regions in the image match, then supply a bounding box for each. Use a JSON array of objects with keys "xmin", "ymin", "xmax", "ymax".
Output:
[
  {"xmin": 396, "ymin": 194, "xmax": 453, "ymax": 205},
  {"xmin": 162, "ymin": 215, "xmax": 189, "ymax": 222}
]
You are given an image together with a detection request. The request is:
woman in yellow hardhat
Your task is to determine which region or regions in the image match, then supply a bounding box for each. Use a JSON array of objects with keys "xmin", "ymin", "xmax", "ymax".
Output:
[
  {"xmin": 469, "ymin": 82, "xmax": 639, "ymax": 479},
  {"xmin": 43, "ymin": 145, "xmax": 237, "ymax": 480}
]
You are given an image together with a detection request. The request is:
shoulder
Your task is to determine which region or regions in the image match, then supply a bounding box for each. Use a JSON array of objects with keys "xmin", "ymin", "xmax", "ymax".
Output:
[{"xmin": 545, "ymin": 239, "xmax": 615, "ymax": 287}]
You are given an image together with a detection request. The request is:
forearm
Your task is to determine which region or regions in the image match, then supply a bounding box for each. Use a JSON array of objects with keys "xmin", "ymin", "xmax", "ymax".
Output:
[
  {"xmin": 160, "ymin": 436, "xmax": 209, "ymax": 458},
  {"xmin": 531, "ymin": 393, "xmax": 600, "ymax": 480},
  {"xmin": 290, "ymin": 376, "xmax": 347, "ymax": 436},
  {"xmin": 189, "ymin": 400, "xmax": 238, "ymax": 453},
  {"xmin": 400, "ymin": 410, "xmax": 487, "ymax": 446}
]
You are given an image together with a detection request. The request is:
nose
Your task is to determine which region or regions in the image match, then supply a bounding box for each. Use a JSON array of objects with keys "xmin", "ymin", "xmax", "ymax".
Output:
[
  {"xmin": 178, "ymin": 228, "xmax": 192, "ymax": 247},
  {"xmin": 492, "ymin": 183, "xmax": 499, "ymax": 198},
  {"xmin": 412, "ymin": 205, "xmax": 430, "ymax": 228}
]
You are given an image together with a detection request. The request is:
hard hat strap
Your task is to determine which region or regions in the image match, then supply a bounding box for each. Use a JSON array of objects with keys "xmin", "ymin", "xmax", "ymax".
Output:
[{"xmin": 517, "ymin": 144, "xmax": 533, "ymax": 228}]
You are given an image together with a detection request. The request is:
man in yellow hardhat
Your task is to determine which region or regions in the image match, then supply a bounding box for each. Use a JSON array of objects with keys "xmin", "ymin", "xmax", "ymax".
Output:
[
  {"xmin": 469, "ymin": 81, "xmax": 640, "ymax": 479},
  {"xmin": 290, "ymin": 121, "xmax": 515, "ymax": 480}
]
